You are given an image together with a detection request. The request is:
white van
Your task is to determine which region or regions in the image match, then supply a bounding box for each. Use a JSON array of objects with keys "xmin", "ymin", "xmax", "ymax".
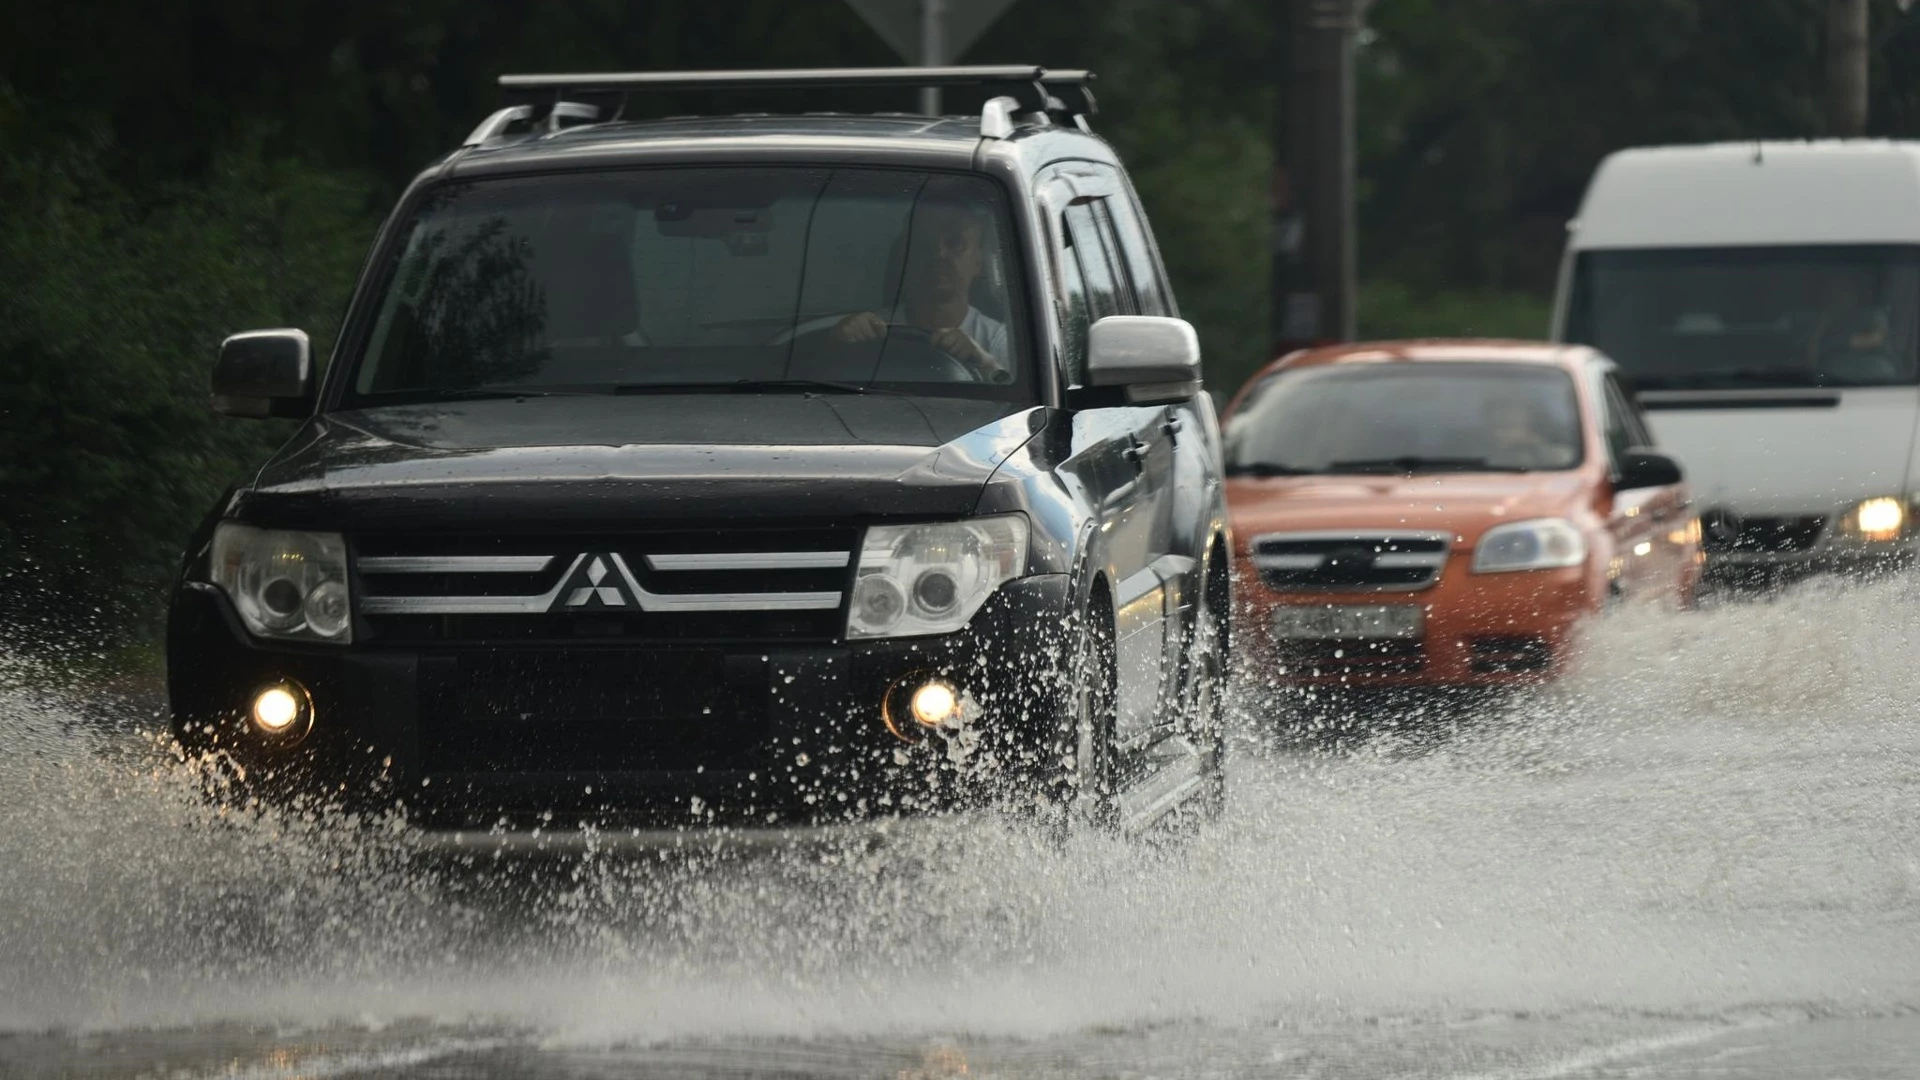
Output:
[{"xmin": 1551, "ymin": 141, "xmax": 1920, "ymax": 578}]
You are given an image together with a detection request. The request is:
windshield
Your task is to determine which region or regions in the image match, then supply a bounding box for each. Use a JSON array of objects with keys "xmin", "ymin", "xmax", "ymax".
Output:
[
  {"xmin": 1565, "ymin": 245, "xmax": 1920, "ymax": 390},
  {"xmin": 1225, "ymin": 362, "xmax": 1584, "ymax": 474},
  {"xmin": 345, "ymin": 168, "xmax": 1030, "ymax": 403}
]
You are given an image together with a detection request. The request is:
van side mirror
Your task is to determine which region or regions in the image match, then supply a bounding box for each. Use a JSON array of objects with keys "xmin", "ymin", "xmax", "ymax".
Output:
[
  {"xmin": 212, "ymin": 329, "xmax": 314, "ymax": 418},
  {"xmin": 1616, "ymin": 447, "xmax": 1682, "ymax": 490},
  {"xmin": 1084, "ymin": 316, "xmax": 1201, "ymax": 405}
]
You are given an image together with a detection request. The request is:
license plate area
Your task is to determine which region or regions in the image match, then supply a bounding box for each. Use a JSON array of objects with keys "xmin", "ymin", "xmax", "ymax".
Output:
[
  {"xmin": 418, "ymin": 650, "xmax": 766, "ymax": 774},
  {"xmin": 1273, "ymin": 603, "xmax": 1424, "ymax": 641}
]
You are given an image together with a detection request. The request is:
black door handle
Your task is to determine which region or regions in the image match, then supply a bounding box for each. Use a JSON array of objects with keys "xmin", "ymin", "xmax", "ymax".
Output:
[
  {"xmin": 1162, "ymin": 414, "xmax": 1184, "ymax": 439},
  {"xmin": 1122, "ymin": 438, "xmax": 1149, "ymax": 467}
]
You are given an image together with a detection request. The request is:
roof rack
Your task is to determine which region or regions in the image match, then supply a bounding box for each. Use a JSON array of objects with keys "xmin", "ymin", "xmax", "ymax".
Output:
[{"xmin": 467, "ymin": 66, "xmax": 1097, "ymax": 145}]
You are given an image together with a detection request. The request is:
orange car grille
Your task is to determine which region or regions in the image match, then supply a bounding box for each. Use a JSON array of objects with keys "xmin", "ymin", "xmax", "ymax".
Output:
[{"xmin": 1276, "ymin": 638, "xmax": 1425, "ymax": 676}]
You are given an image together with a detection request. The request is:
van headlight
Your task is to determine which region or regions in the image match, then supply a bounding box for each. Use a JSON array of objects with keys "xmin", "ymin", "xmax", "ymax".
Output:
[
  {"xmin": 210, "ymin": 524, "xmax": 353, "ymax": 643},
  {"xmin": 1836, "ymin": 496, "xmax": 1908, "ymax": 543},
  {"xmin": 1471, "ymin": 518, "xmax": 1587, "ymax": 574},
  {"xmin": 847, "ymin": 515, "xmax": 1028, "ymax": 639}
]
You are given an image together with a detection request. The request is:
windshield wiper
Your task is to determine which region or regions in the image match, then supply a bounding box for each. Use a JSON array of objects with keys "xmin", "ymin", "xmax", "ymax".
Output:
[
  {"xmin": 1326, "ymin": 455, "xmax": 1499, "ymax": 474},
  {"xmin": 1225, "ymin": 461, "xmax": 1318, "ymax": 477}
]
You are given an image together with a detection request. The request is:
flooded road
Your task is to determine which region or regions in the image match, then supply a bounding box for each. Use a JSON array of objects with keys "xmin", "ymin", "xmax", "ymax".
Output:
[{"xmin": 3, "ymin": 578, "xmax": 1919, "ymax": 1077}]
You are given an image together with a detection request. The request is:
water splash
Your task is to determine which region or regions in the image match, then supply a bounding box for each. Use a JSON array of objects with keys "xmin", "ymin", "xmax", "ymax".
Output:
[{"xmin": 1, "ymin": 577, "xmax": 1917, "ymax": 1048}]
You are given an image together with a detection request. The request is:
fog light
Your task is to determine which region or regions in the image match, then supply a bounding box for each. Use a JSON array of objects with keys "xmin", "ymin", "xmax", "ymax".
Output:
[
  {"xmin": 910, "ymin": 680, "xmax": 959, "ymax": 727},
  {"xmin": 882, "ymin": 673, "xmax": 971, "ymax": 743},
  {"xmin": 250, "ymin": 681, "xmax": 312, "ymax": 741}
]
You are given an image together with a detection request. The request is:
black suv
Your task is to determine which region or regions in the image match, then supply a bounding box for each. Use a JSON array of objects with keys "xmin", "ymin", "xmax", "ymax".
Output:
[{"xmin": 167, "ymin": 67, "xmax": 1232, "ymax": 838}]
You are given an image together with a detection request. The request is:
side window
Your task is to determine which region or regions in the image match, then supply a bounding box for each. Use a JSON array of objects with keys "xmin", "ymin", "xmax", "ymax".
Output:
[
  {"xmin": 1063, "ymin": 200, "xmax": 1127, "ymax": 320},
  {"xmin": 1100, "ymin": 187, "xmax": 1172, "ymax": 316},
  {"xmin": 1053, "ymin": 206, "xmax": 1094, "ymax": 383},
  {"xmin": 1599, "ymin": 374, "xmax": 1642, "ymax": 467}
]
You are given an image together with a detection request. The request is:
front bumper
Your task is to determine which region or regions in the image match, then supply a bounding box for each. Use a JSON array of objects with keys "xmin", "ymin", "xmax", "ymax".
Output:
[
  {"xmin": 1239, "ymin": 559, "xmax": 1598, "ymax": 687},
  {"xmin": 167, "ymin": 574, "xmax": 1073, "ymax": 829}
]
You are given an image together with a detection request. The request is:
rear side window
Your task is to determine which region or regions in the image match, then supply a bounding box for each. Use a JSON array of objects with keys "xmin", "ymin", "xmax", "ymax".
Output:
[
  {"xmin": 1101, "ymin": 190, "xmax": 1172, "ymax": 316},
  {"xmin": 1063, "ymin": 201, "xmax": 1127, "ymax": 320}
]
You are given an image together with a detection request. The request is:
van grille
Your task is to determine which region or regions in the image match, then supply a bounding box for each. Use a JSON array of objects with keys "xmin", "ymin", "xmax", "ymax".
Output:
[
  {"xmin": 354, "ymin": 528, "xmax": 855, "ymax": 643},
  {"xmin": 1251, "ymin": 532, "xmax": 1451, "ymax": 591}
]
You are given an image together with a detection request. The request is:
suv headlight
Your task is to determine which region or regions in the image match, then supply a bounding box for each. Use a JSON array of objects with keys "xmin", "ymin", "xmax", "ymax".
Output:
[
  {"xmin": 1835, "ymin": 496, "xmax": 1909, "ymax": 543},
  {"xmin": 847, "ymin": 515, "xmax": 1029, "ymax": 639},
  {"xmin": 1471, "ymin": 518, "xmax": 1587, "ymax": 574},
  {"xmin": 210, "ymin": 524, "xmax": 353, "ymax": 643}
]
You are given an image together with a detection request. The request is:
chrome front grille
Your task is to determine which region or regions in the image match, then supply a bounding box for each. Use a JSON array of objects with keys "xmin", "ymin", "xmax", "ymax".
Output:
[
  {"xmin": 354, "ymin": 529, "xmax": 856, "ymax": 643},
  {"xmin": 1251, "ymin": 531, "xmax": 1451, "ymax": 592}
]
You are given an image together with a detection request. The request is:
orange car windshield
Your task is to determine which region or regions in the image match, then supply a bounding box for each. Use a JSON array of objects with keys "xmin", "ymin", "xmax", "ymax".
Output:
[{"xmin": 1226, "ymin": 362, "xmax": 1584, "ymax": 475}]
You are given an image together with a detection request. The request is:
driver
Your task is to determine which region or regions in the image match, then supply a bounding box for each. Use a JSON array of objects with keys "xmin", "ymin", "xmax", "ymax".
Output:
[
  {"xmin": 1481, "ymin": 389, "xmax": 1571, "ymax": 470},
  {"xmin": 831, "ymin": 196, "xmax": 1011, "ymax": 383}
]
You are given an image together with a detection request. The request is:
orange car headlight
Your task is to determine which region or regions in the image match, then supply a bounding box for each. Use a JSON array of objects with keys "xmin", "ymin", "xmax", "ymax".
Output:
[{"xmin": 1471, "ymin": 518, "xmax": 1587, "ymax": 574}]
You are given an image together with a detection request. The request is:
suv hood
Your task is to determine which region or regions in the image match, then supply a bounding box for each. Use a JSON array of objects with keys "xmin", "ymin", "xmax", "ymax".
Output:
[
  {"xmin": 1226, "ymin": 471, "xmax": 1592, "ymax": 548},
  {"xmin": 236, "ymin": 394, "xmax": 1041, "ymax": 530}
]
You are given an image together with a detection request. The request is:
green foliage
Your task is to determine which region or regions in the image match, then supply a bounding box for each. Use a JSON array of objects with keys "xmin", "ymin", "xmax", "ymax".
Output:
[
  {"xmin": 1355, "ymin": 282, "xmax": 1553, "ymax": 343},
  {"xmin": 0, "ymin": 103, "xmax": 377, "ymax": 639}
]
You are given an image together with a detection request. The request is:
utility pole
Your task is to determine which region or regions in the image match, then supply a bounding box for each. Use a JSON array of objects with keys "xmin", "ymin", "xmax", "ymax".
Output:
[
  {"xmin": 1826, "ymin": 0, "xmax": 1869, "ymax": 135},
  {"xmin": 918, "ymin": 0, "xmax": 947, "ymax": 115},
  {"xmin": 1273, "ymin": 0, "xmax": 1360, "ymax": 357}
]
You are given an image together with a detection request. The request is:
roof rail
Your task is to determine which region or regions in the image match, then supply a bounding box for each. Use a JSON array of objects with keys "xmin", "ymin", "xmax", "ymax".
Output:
[
  {"xmin": 490, "ymin": 66, "xmax": 1097, "ymax": 137},
  {"xmin": 463, "ymin": 101, "xmax": 602, "ymax": 146}
]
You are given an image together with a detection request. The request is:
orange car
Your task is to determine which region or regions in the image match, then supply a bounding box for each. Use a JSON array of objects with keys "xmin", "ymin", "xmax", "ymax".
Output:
[{"xmin": 1223, "ymin": 340, "xmax": 1700, "ymax": 688}]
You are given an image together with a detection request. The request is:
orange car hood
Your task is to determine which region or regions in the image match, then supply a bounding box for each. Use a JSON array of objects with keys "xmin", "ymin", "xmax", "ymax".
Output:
[{"xmin": 1226, "ymin": 471, "xmax": 1593, "ymax": 548}]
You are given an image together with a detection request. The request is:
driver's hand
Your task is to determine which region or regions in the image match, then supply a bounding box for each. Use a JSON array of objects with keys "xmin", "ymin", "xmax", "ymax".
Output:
[
  {"xmin": 930, "ymin": 327, "xmax": 1009, "ymax": 383},
  {"xmin": 832, "ymin": 312, "xmax": 887, "ymax": 343}
]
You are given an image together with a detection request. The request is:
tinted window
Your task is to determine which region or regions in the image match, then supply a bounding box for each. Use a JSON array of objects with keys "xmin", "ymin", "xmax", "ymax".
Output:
[
  {"xmin": 1226, "ymin": 363, "xmax": 1585, "ymax": 474},
  {"xmin": 1103, "ymin": 191, "xmax": 1171, "ymax": 315},
  {"xmin": 1054, "ymin": 207, "xmax": 1093, "ymax": 383},
  {"xmin": 1566, "ymin": 245, "xmax": 1920, "ymax": 389},
  {"xmin": 348, "ymin": 168, "xmax": 1030, "ymax": 402},
  {"xmin": 1063, "ymin": 201, "xmax": 1126, "ymax": 320},
  {"xmin": 1599, "ymin": 377, "xmax": 1637, "ymax": 464}
]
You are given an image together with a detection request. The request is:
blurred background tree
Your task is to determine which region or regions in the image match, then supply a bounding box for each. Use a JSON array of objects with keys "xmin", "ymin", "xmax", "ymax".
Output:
[{"xmin": 2, "ymin": 0, "xmax": 1917, "ymax": 648}]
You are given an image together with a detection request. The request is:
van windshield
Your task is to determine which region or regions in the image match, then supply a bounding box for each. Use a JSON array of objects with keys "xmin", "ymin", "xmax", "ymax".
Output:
[
  {"xmin": 1565, "ymin": 245, "xmax": 1920, "ymax": 390},
  {"xmin": 1225, "ymin": 363, "xmax": 1585, "ymax": 475},
  {"xmin": 344, "ymin": 167, "xmax": 1031, "ymax": 405}
]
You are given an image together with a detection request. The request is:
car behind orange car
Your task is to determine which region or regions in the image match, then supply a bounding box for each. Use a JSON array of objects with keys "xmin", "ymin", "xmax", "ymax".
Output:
[{"xmin": 1224, "ymin": 340, "xmax": 1700, "ymax": 690}]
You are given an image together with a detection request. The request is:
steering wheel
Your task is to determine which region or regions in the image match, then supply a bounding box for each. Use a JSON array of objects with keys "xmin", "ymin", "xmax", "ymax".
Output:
[
  {"xmin": 773, "ymin": 320, "xmax": 978, "ymax": 383},
  {"xmin": 876, "ymin": 325, "xmax": 979, "ymax": 383}
]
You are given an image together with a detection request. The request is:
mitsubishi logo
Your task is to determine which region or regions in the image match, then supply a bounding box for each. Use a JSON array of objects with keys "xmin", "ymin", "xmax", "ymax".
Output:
[{"xmin": 558, "ymin": 554, "xmax": 633, "ymax": 609}]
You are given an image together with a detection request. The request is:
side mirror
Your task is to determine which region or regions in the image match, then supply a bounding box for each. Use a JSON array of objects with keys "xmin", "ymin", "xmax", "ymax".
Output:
[
  {"xmin": 1085, "ymin": 315, "xmax": 1201, "ymax": 405},
  {"xmin": 1616, "ymin": 447, "xmax": 1683, "ymax": 490},
  {"xmin": 212, "ymin": 329, "xmax": 314, "ymax": 418}
]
